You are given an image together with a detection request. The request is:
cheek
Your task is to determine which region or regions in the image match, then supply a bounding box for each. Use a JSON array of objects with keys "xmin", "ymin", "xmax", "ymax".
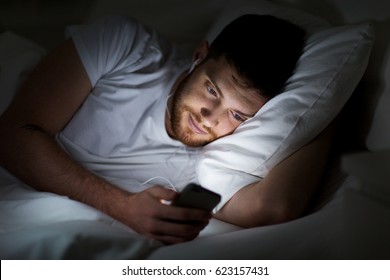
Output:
[
  {"xmin": 215, "ymin": 122, "xmax": 238, "ymax": 138},
  {"xmin": 209, "ymin": 113, "xmax": 240, "ymax": 138}
]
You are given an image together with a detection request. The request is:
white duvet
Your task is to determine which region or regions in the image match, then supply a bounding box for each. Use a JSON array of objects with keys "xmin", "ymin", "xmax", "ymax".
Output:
[
  {"xmin": 0, "ymin": 167, "xmax": 159, "ymax": 259},
  {"xmin": 0, "ymin": 165, "xmax": 244, "ymax": 259}
]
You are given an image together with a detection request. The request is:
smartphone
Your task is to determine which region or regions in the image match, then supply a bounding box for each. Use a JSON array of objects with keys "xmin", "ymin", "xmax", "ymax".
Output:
[{"xmin": 171, "ymin": 183, "xmax": 221, "ymax": 211}]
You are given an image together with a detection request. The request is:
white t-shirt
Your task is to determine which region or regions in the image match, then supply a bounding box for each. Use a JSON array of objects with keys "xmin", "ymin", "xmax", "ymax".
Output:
[{"xmin": 57, "ymin": 16, "xmax": 200, "ymax": 193}]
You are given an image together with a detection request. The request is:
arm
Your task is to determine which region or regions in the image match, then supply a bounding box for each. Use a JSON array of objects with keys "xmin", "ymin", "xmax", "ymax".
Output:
[
  {"xmin": 0, "ymin": 39, "xmax": 210, "ymax": 244},
  {"xmin": 213, "ymin": 122, "xmax": 335, "ymax": 227}
]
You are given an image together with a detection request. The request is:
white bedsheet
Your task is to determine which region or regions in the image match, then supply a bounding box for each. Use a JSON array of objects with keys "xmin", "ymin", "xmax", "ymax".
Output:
[
  {"xmin": 149, "ymin": 176, "xmax": 390, "ymax": 259},
  {"xmin": 0, "ymin": 167, "xmax": 160, "ymax": 259},
  {"xmin": 0, "ymin": 165, "xmax": 241, "ymax": 259},
  {"xmin": 2, "ymin": 160, "xmax": 389, "ymax": 260}
]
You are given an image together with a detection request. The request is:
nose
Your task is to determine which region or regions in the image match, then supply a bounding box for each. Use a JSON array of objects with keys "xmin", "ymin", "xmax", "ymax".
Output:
[{"xmin": 200, "ymin": 107, "xmax": 220, "ymax": 128}]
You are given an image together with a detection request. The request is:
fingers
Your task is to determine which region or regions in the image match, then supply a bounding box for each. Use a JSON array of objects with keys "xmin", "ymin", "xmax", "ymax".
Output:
[
  {"xmin": 145, "ymin": 201, "xmax": 211, "ymax": 244},
  {"xmin": 148, "ymin": 185, "xmax": 211, "ymax": 221},
  {"xmin": 121, "ymin": 185, "xmax": 212, "ymax": 244},
  {"xmin": 144, "ymin": 215, "xmax": 210, "ymax": 244},
  {"xmin": 164, "ymin": 202, "xmax": 211, "ymax": 220}
]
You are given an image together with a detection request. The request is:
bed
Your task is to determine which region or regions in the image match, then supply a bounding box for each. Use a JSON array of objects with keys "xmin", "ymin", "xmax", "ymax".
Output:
[{"xmin": 0, "ymin": 0, "xmax": 389, "ymax": 259}]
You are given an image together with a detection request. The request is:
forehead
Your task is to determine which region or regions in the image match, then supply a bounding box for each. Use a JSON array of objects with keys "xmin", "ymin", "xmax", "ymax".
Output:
[{"xmin": 204, "ymin": 56, "xmax": 267, "ymax": 116}]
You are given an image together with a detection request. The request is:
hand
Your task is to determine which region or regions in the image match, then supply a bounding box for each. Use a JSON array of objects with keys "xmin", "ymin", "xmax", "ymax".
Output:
[{"xmin": 114, "ymin": 186, "xmax": 212, "ymax": 244}]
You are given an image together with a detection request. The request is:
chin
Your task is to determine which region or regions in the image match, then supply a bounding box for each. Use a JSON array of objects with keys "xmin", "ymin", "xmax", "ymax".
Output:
[
  {"xmin": 171, "ymin": 109, "xmax": 215, "ymax": 147},
  {"xmin": 177, "ymin": 130, "xmax": 212, "ymax": 147},
  {"xmin": 179, "ymin": 135, "xmax": 210, "ymax": 147}
]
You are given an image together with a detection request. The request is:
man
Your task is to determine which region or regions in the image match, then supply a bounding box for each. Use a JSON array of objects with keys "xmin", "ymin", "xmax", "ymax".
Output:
[{"xmin": 0, "ymin": 14, "xmax": 330, "ymax": 245}]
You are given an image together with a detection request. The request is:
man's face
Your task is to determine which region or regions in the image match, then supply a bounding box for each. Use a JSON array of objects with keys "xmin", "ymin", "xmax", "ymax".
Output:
[{"xmin": 166, "ymin": 56, "xmax": 267, "ymax": 147}]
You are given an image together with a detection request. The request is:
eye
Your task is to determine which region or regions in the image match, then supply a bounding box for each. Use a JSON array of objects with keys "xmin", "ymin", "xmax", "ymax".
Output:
[
  {"xmin": 207, "ymin": 85, "xmax": 217, "ymax": 97},
  {"xmin": 231, "ymin": 111, "xmax": 246, "ymax": 122}
]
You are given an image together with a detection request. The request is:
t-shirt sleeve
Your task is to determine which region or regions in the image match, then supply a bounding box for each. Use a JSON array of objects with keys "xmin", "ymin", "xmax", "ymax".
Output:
[{"xmin": 66, "ymin": 15, "xmax": 152, "ymax": 86}]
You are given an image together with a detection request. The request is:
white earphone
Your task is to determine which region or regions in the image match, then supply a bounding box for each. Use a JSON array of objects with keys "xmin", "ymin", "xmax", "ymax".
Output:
[{"xmin": 188, "ymin": 58, "xmax": 202, "ymax": 74}]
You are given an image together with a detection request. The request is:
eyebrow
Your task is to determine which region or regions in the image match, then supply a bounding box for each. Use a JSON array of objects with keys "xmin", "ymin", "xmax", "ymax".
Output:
[{"xmin": 206, "ymin": 72, "xmax": 256, "ymax": 118}]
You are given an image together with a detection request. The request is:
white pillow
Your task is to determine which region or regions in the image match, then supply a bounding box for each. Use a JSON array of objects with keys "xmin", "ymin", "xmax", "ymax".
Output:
[{"xmin": 196, "ymin": 0, "xmax": 375, "ymax": 211}]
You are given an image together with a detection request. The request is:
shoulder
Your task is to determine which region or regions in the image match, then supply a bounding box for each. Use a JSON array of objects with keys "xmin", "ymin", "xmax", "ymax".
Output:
[
  {"xmin": 79, "ymin": 15, "xmax": 151, "ymax": 49},
  {"xmin": 108, "ymin": 15, "xmax": 175, "ymax": 61},
  {"xmin": 68, "ymin": 15, "xmax": 178, "ymax": 83}
]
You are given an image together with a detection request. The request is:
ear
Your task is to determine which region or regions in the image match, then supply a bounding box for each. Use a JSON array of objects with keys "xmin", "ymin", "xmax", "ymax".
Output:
[{"xmin": 192, "ymin": 40, "xmax": 209, "ymax": 62}]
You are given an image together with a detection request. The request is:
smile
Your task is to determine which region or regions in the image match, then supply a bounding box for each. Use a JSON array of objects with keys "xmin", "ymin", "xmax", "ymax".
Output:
[{"xmin": 188, "ymin": 114, "xmax": 208, "ymax": 135}]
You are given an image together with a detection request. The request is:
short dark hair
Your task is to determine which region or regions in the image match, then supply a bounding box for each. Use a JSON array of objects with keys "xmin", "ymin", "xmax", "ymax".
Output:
[{"xmin": 207, "ymin": 14, "xmax": 305, "ymax": 99}]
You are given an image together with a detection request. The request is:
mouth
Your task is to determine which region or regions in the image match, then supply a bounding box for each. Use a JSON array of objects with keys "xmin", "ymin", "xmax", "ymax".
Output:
[{"xmin": 188, "ymin": 114, "xmax": 208, "ymax": 135}]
